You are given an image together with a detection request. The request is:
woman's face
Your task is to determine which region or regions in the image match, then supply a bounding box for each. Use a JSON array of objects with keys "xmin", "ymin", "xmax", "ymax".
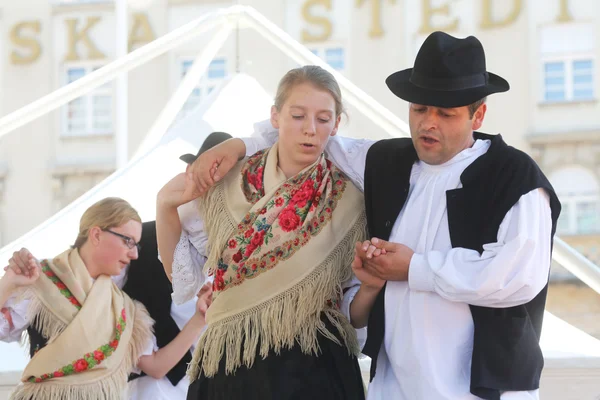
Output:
[
  {"xmin": 93, "ymin": 219, "xmax": 142, "ymax": 276},
  {"xmin": 271, "ymin": 82, "xmax": 340, "ymax": 173}
]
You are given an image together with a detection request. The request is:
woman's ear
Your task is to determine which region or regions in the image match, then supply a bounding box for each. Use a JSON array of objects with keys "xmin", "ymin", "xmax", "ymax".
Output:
[
  {"xmin": 88, "ymin": 226, "xmax": 102, "ymax": 246},
  {"xmin": 270, "ymin": 105, "xmax": 280, "ymax": 129},
  {"xmin": 331, "ymin": 115, "xmax": 341, "ymax": 137}
]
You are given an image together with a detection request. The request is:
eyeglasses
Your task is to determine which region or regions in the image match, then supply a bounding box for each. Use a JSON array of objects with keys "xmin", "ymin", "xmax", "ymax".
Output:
[{"xmin": 103, "ymin": 229, "xmax": 142, "ymax": 252}]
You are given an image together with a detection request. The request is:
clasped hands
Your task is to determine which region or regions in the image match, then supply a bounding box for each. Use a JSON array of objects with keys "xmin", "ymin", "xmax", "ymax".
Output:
[{"xmin": 351, "ymin": 238, "xmax": 415, "ymax": 288}]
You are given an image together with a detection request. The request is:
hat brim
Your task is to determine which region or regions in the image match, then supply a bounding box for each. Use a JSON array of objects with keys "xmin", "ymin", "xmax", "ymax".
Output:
[
  {"xmin": 386, "ymin": 68, "xmax": 510, "ymax": 108},
  {"xmin": 179, "ymin": 154, "xmax": 197, "ymax": 164}
]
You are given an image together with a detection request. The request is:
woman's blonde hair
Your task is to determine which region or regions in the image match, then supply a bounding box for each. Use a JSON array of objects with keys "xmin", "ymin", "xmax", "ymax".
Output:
[
  {"xmin": 73, "ymin": 197, "xmax": 141, "ymax": 249},
  {"xmin": 274, "ymin": 65, "xmax": 345, "ymax": 117}
]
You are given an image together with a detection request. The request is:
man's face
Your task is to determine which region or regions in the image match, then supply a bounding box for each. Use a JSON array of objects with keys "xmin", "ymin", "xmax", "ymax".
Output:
[{"xmin": 408, "ymin": 102, "xmax": 486, "ymax": 165}]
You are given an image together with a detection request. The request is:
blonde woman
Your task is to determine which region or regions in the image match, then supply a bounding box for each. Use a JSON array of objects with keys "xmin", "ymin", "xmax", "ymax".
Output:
[
  {"xmin": 157, "ymin": 66, "xmax": 382, "ymax": 400},
  {"xmin": 0, "ymin": 197, "xmax": 207, "ymax": 400}
]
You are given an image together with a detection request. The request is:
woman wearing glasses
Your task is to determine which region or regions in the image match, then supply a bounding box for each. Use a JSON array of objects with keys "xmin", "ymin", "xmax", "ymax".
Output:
[{"xmin": 0, "ymin": 197, "xmax": 208, "ymax": 400}]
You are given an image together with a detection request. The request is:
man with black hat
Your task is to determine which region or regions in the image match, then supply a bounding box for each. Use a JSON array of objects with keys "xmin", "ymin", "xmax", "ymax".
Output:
[{"xmin": 187, "ymin": 32, "xmax": 561, "ymax": 400}]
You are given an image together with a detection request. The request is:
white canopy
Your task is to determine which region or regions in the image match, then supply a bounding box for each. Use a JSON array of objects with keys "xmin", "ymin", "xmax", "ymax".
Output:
[{"xmin": 0, "ymin": 73, "xmax": 271, "ymax": 264}]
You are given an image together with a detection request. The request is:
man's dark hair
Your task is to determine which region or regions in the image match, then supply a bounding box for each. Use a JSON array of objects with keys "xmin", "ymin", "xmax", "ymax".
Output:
[{"xmin": 468, "ymin": 97, "xmax": 487, "ymax": 119}]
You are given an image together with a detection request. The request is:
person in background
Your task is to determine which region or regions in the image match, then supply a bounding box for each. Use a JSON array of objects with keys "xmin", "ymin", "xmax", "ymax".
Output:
[{"xmin": 1, "ymin": 197, "xmax": 207, "ymax": 400}]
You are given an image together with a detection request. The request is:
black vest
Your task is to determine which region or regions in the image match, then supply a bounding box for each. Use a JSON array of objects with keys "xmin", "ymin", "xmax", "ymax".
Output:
[
  {"xmin": 27, "ymin": 318, "xmax": 48, "ymax": 358},
  {"xmin": 123, "ymin": 220, "xmax": 192, "ymax": 386},
  {"xmin": 361, "ymin": 133, "xmax": 561, "ymax": 400}
]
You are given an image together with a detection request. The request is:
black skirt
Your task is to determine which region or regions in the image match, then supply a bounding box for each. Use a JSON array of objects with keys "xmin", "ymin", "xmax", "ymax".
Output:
[{"xmin": 186, "ymin": 318, "xmax": 365, "ymax": 400}]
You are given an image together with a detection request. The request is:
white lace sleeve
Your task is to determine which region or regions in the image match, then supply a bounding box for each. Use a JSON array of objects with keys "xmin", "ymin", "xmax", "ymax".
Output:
[
  {"xmin": 170, "ymin": 200, "xmax": 209, "ymax": 305},
  {"xmin": 1, "ymin": 292, "xmax": 31, "ymax": 342},
  {"xmin": 341, "ymin": 276, "xmax": 367, "ymax": 351}
]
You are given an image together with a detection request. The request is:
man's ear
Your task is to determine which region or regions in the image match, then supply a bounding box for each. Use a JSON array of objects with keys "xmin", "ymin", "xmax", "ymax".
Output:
[{"xmin": 471, "ymin": 103, "xmax": 487, "ymax": 130}]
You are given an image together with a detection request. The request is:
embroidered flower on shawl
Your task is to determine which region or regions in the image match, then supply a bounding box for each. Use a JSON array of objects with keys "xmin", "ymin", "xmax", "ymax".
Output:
[
  {"xmin": 73, "ymin": 359, "xmax": 88, "ymax": 372},
  {"xmin": 27, "ymin": 308, "xmax": 127, "ymax": 383},
  {"xmin": 212, "ymin": 149, "xmax": 347, "ymax": 294},
  {"xmin": 40, "ymin": 260, "xmax": 82, "ymax": 310}
]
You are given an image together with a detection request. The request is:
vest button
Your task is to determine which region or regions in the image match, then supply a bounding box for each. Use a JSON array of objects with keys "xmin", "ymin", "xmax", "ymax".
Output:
[{"xmin": 385, "ymin": 220, "xmax": 391, "ymax": 227}]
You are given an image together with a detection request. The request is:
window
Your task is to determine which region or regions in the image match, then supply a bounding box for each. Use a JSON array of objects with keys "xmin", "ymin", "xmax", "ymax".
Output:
[
  {"xmin": 573, "ymin": 60, "xmax": 594, "ymax": 100},
  {"xmin": 179, "ymin": 58, "xmax": 228, "ymax": 118},
  {"xmin": 540, "ymin": 23, "xmax": 595, "ymax": 103},
  {"xmin": 575, "ymin": 201, "xmax": 599, "ymax": 234},
  {"xmin": 63, "ymin": 65, "xmax": 113, "ymax": 137},
  {"xmin": 543, "ymin": 58, "xmax": 594, "ymax": 102},
  {"xmin": 544, "ymin": 62, "xmax": 566, "ymax": 102},
  {"xmin": 309, "ymin": 46, "xmax": 346, "ymax": 72},
  {"xmin": 551, "ymin": 166, "xmax": 600, "ymax": 236},
  {"xmin": 556, "ymin": 196, "xmax": 600, "ymax": 235}
]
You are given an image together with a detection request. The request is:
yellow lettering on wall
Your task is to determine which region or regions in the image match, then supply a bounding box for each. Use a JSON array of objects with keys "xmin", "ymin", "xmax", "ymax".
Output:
[
  {"xmin": 128, "ymin": 13, "xmax": 156, "ymax": 51},
  {"xmin": 301, "ymin": 0, "xmax": 333, "ymax": 43},
  {"xmin": 10, "ymin": 21, "xmax": 42, "ymax": 65},
  {"xmin": 555, "ymin": 0, "xmax": 573, "ymax": 22},
  {"xmin": 64, "ymin": 17, "xmax": 106, "ymax": 61},
  {"xmin": 419, "ymin": 0, "xmax": 459, "ymax": 34},
  {"xmin": 356, "ymin": 0, "xmax": 397, "ymax": 38},
  {"xmin": 481, "ymin": 0, "xmax": 522, "ymax": 29}
]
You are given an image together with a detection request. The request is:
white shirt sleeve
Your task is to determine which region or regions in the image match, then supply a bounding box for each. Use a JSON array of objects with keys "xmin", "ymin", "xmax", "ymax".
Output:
[
  {"xmin": 170, "ymin": 200, "xmax": 210, "ymax": 305},
  {"xmin": 132, "ymin": 334, "xmax": 160, "ymax": 374},
  {"xmin": 408, "ymin": 188, "xmax": 553, "ymax": 308},
  {"xmin": 0, "ymin": 292, "xmax": 31, "ymax": 342},
  {"xmin": 241, "ymin": 119, "xmax": 375, "ymax": 191},
  {"xmin": 241, "ymin": 120, "xmax": 279, "ymax": 156},
  {"xmin": 341, "ymin": 276, "xmax": 367, "ymax": 350}
]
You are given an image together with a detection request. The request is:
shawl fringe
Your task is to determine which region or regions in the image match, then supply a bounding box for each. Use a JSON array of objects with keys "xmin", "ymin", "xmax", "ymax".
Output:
[
  {"xmin": 189, "ymin": 186, "xmax": 366, "ymax": 380},
  {"xmin": 10, "ymin": 297, "xmax": 154, "ymax": 400}
]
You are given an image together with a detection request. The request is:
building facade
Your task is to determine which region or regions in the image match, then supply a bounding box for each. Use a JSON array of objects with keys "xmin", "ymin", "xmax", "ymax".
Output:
[{"xmin": 0, "ymin": 0, "xmax": 597, "ymax": 267}]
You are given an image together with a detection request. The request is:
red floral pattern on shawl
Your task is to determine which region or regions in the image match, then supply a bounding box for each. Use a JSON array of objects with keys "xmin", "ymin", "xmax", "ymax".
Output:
[{"xmin": 212, "ymin": 148, "xmax": 347, "ymax": 294}]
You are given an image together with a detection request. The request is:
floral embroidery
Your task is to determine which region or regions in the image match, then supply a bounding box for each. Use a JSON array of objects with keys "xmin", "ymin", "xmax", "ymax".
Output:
[
  {"xmin": 28, "ymin": 308, "xmax": 127, "ymax": 383},
  {"xmin": 213, "ymin": 150, "xmax": 347, "ymax": 294},
  {"xmin": 41, "ymin": 260, "xmax": 82, "ymax": 310}
]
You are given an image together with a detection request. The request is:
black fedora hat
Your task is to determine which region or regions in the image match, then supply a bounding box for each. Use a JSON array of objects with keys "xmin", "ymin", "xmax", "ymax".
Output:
[
  {"xmin": 179, "ymin": 131, "xmax": 233, "ymax": 164},
  {"xmin": 386, "ymin": 31, "xmax": 509, "ymax": 108}
]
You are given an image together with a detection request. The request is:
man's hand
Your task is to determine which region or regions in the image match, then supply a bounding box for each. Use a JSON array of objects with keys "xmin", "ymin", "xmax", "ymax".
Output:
[
  {"xmin": 358, "ymin": 238, "xmax": 415, "ymax": 282},
  {"xmin": 352, "ymin": 242, "xmax": 385, "ymax": 289},
  {"xmin": 189, "ymin": 139, "xmax": 246, "ymax": 194},
  {"xmin": 157, "ymin": 173, "xmax": 202, "ymax": 209},
  {"xmin": 2, "ymin": 248, "xmax": 41, "ymax": 289}
]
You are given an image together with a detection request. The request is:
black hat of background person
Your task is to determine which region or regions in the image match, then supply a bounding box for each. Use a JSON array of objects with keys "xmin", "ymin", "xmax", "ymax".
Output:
[
  {"xmin": 179, "ymin": 131, "xmax": 233, "ymax": 164},
  {"xmin": 385, "ymin": 31, "xmax": 510, "ymax": 108}
]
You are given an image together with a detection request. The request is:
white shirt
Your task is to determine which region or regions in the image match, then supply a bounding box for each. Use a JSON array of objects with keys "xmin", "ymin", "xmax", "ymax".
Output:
[
  {"xmin": 242, "ymin": 120, "xmax": 552, "ymax": 400},
  {"xmin": 128, "ymin": 298, "xmax": 197, "ymax": 400},
  {"xmin": 0, "ymin": 263, "xmax": 197, "ymax": 400}
]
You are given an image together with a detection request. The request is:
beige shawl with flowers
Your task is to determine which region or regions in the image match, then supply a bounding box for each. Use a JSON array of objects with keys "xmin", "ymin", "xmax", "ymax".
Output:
[
  {"xmin": 10, "ymin": 249, "xmax": 153, "ymax": 400},
  {"xmin": 188, "ymin": 142, "xmax": 366, "ymax": 380}
]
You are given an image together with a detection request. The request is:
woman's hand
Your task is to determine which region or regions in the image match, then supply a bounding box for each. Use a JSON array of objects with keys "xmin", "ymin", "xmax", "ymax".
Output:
[
  {"xmin": 352, "ymin": 242, "xmax": 385, "ymax": 290},
  {"xmin": 2, "ymin": 248, "xmax": 41, "ymax": 289},
  {"xmin": 189, "ymin": 139, "xmax": 246, "ymax": 193},
  {"xmin": 193, "ymin": 282, "xmax": 213, "ymax": 325},
  {"xmin": 157, "ymin": 173, "xmax": 202, "ymax": 209}
]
